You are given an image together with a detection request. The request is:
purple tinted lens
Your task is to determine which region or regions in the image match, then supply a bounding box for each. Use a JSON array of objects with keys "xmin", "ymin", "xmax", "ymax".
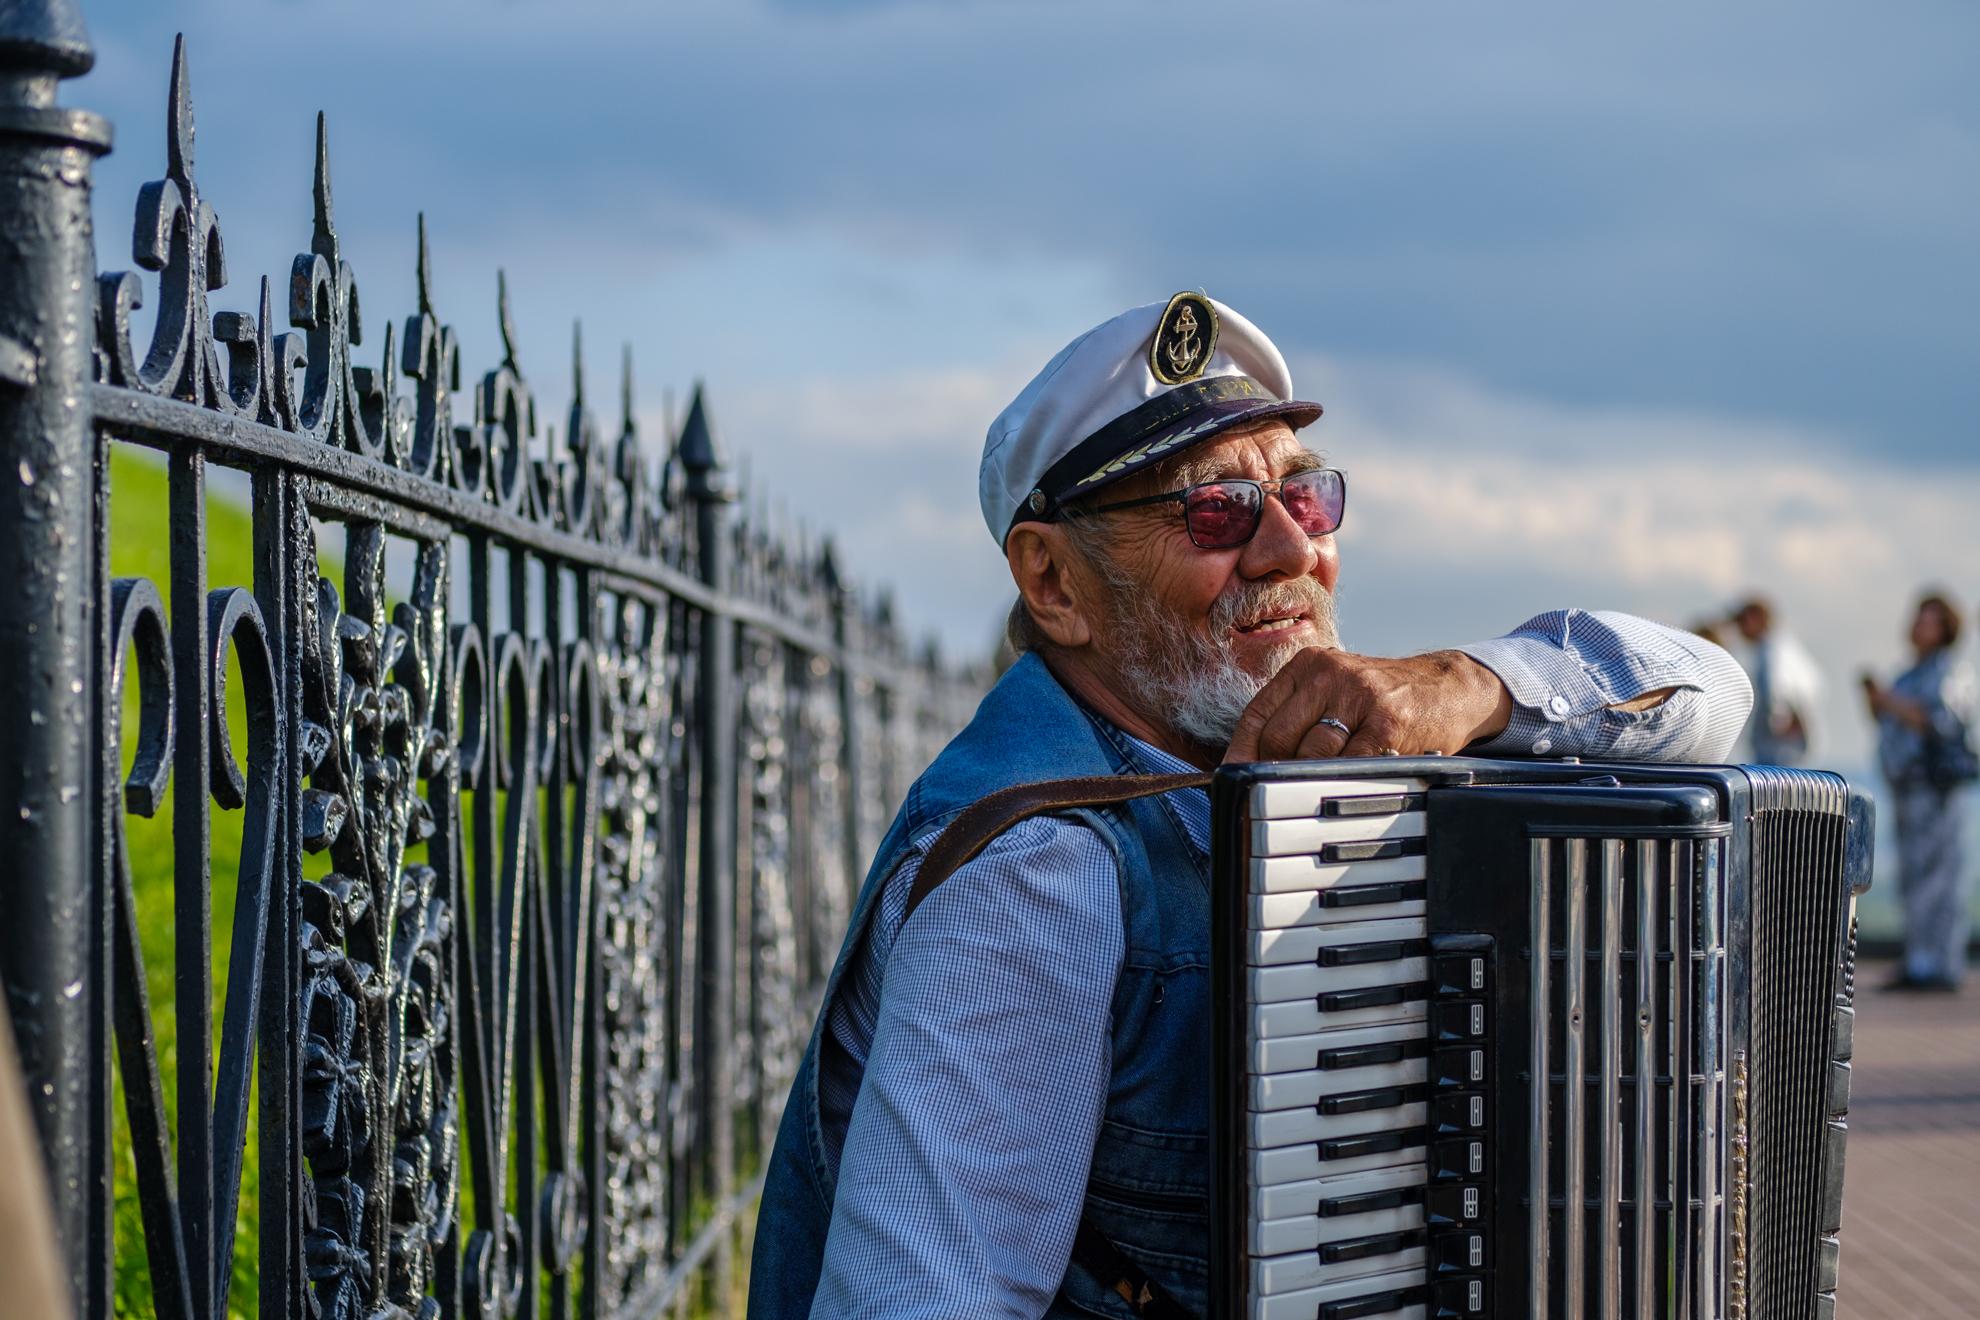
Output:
[
  {"xmin": 1281, "ymin": 469, "xmax": 1345, "ymax": 535},
  {"xmin": 1183, "ymin": 481, "xmax": 1264, "ymax": 548}
]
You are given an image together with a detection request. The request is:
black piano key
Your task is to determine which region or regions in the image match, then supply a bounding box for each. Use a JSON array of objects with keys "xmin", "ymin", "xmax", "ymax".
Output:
[
  {"xmin": 1317, "ymin": 1039, "xmax": 1428, "ymax": 1071},
  {"xmin": 1320, "ymin": 1227, "xmax": 1427, "ymax": 1265},
  {"xmin": 1320, "ymin": 792, "xmax": 1426, "ymax": 818},
  {"xmin": 1321, "ymin": 836, "xmax": 1429, "ymax": 863},
  {"xmin": 1319, "ymin": 1084, "xmax": 1427, "ymax": 1117},
  {"xmin": 1318, "ymin": 880, "xmax": 1426, "ymax": 909},
  {"xmin": 1317, "ymin": 938, "xmax": 1427, "ymax": 968},
  {"xmin": 1318, "ymin": 981, "xmax": 1429, "ymax": 1013},
  {"xmin": 1318, "ymin": 1185, "xmax": 1427, "ymax": 1217},
  {"xmin": 1318, "ymin": 1128, "xmax": 1420, "ymax": 1162},
  {"xmin": 1320, "ymin": 1286, "xmax": 1429, "ymax": 1320}
]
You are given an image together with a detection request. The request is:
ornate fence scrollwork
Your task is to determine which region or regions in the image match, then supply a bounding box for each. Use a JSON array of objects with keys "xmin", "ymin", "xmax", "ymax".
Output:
[{"xmin": 0, "ymin": 8, "xmax": 984, "ymax": 1317}]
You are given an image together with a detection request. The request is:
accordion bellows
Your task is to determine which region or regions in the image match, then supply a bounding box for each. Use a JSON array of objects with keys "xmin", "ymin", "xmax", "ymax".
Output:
[{"xmin": 1209, "ymin": 759, "xmax": 1870, "ymax": 1320}]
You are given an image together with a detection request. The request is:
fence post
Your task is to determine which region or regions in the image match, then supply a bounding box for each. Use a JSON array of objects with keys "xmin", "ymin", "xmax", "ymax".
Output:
[
  {"xmin": 820, "ymin": 542, "xmax": 868, "ymax": 895},
  {"xmin": 0, "ymin": 4, "xmax": 113, "ymax": 1313},
  {"xmin": 680, "ymin": 385, "xmax": 738, "ymax": 1298}
]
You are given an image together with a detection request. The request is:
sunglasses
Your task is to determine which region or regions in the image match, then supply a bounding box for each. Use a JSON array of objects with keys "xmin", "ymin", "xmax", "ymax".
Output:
[{"xmin": 1070, "ymin": 467, "xmax": 1347, "ymax": 549}]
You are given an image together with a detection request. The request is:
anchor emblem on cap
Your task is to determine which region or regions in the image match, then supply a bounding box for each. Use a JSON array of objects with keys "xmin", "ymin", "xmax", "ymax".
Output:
[
  {"xmin": 1149, "ymin": 291, "xmax": 1219, "ymax": 385},
  {"xmin": 1165, "ymin": 305, "xmax": 1200, "ymax": 378}
]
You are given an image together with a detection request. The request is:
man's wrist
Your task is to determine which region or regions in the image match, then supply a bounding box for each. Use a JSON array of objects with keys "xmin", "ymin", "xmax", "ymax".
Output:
[{"xmin": 1437, "ymin": 650, "xmax": 1514, "ymax": 748}]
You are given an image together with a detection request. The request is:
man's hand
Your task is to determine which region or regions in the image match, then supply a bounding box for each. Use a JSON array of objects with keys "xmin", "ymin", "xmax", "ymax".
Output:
[{"xmin": 1225, "ymin": 648, "xmax": 1515, "ymax": 762}]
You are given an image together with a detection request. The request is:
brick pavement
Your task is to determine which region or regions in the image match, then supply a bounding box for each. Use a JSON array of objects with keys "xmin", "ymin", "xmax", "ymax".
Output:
[{"xmin": 1834, "ymin": 962, "xmax": 1980, "ymax": 1320}]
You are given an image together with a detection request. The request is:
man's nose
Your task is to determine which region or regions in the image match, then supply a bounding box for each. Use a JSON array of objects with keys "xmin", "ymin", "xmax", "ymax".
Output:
[{"xmin": 1237, "ymin": 490, "xmax": 1320, "ymax": 580}]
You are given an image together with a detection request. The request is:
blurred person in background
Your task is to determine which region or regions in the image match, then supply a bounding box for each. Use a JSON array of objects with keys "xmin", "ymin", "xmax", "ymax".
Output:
[
  {"xmin": 1726, "ymin": 596, "xmax": 1822, "ymax": 766},
  {"xmin": 1862, "ymin": 591, "xmax": 1978, "ymax": 992}
]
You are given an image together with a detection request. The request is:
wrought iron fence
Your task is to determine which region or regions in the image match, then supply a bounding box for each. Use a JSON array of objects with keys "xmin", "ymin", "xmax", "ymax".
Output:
[{"xmin": 0, "ymin": 6, "xmax": 983, "ymax": 1316}]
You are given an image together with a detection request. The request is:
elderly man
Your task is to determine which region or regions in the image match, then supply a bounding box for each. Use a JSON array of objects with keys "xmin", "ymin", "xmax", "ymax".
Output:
[{"xmin": 748, "ymin": 294, "xmax": 1752, "ymax": 1318}]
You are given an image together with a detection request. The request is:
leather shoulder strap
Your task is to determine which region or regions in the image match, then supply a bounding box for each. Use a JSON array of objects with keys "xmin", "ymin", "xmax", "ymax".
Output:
[{"xmin": 902, "ymin": 770, "xmax": 1212, "ymax": 923}]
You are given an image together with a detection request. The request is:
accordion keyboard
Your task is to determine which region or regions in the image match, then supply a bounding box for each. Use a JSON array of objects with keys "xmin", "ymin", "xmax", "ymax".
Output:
[{"xmin": 1242, "ymin": 776, "xmax": 1481, "ymax": 1320}]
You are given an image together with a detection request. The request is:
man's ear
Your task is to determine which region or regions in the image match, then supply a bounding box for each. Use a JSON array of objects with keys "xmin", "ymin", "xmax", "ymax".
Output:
[{"xmin": 1006, "ymin": 524, "xmax": 1096, "ymax": 650}]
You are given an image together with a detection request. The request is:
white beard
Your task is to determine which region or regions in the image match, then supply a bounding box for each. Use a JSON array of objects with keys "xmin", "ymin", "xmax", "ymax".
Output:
[{"xmin": 1096, "ymin": 565, "xmax": 1342, "ymax": 749}]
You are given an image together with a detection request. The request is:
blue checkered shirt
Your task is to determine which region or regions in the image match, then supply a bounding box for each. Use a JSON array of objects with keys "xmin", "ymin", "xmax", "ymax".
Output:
[{"xmin": 809, "ymin": 609, "xmax": 1752, "ymax": 1318}]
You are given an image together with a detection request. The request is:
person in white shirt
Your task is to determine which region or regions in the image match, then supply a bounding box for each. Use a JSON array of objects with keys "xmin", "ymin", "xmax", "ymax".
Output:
[{"xmin": 1729, "ymin": 596, "xmax": 1823, "ymax": 766}]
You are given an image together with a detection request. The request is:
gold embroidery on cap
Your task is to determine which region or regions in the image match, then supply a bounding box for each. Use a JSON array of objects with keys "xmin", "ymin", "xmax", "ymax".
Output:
[
  {"xmin": 1077, "ymin": 413, "xmax": 1224, "ymax": 486},
  {"xmin": 1149, "ymin": 291, "xmax": 1219, "ymax": 385}
]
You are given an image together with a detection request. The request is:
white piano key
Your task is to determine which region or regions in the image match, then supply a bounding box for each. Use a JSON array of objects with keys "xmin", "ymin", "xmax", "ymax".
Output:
[
  {"xmin": 1254, "ymin": 1241, "xmax": 1429, "ymax": 1294},
  {"xmin": 1253, "ymin": 1162, "xmax": 1427, "ymax": 1222},
  {"xmin": 1248, "ymin": 778, "xmax": 1428, "ymax": 819},
  {"xmin": 1250, "ymin": 1019, "xmax": 1425, "ymax": 1075},
  {"xmin": 1251, "ymin": 1057, "xmax": 1427, "ymax": 1111},
  {"xmin": 1252, "ymin": 898, "xmax": 1426, "ymax": 936},
  {"xmin": 1251, "ymin": 993, "xmax": 1425, "ymax": 1037},
  {"xmin": 1255, "ymin": 1266, "xmax": 1430, "ymax": 1317},
  {"xmin": 1251, "ymin": 851, "xmax": 1426, "ymax": 898},
  {"xmin": 1250, "ymin": 917, "xmax": 1426, "ymax": 967},
  {"xmin": 1250, "ymin": 1101, "xmax": 1426, "ymax": 1150},
  {"xmin": 1250, "ymin": 955, "xmax": 1429, "ymax": 1004},
  {"xmin": 1249, "ymin": 811, "xmax": 1426, "ymax": 857},
  {"xmin": 1250, "ymin": 1138, "xmax": 1427, "ymax": 1185}
]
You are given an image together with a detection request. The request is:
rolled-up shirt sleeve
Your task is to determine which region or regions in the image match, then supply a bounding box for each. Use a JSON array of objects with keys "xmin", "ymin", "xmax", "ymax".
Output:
[
  {"xmin": 1456, "ymin": 608, "xmax": 1754, "ymax": 763},
  {"xmin": 811, "ymin": 816, "xmax": 1124, "ymax": 1320}
]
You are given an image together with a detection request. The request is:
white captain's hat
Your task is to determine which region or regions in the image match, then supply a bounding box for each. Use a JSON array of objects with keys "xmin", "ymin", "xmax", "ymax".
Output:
[{"xmin": 980, "ymin": 292, "xmax": 1322, "ymax": 546}]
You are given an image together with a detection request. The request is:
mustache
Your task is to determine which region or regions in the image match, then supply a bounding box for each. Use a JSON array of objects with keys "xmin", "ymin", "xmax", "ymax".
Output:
[{"xmin": 1209, "ymin": 577, "xmax": 1335, "ymax": 637}]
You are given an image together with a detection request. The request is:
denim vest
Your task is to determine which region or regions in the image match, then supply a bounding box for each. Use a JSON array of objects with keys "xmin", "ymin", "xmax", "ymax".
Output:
[{"xmin": 747, "ymin": 654, "xmax": 1215, "ymax": 1318}]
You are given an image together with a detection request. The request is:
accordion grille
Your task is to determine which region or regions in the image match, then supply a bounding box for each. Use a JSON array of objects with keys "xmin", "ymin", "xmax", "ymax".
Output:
[
  {"xmin": 1743, "ymin": 770, "xmax": 1852, "ymax": 1319},
  {"xmin": 1529, "ymin": 834, "xmax": 1726, "ymax": 1320}
]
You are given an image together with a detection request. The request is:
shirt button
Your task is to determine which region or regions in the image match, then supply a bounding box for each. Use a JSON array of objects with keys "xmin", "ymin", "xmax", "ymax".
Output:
[
  {"xmin": 1532, "ymin": 737, "xmax": 1553, "ymax": 755},
  {"xmin": 1547, "ymin": 695, "xmax": 1571, "ymax": 716}
]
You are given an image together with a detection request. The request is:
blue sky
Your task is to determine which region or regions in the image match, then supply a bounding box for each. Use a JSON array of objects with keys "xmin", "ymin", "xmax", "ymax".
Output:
[{"xmin": 71, "ymin": 0, "xmax": 1980, "ymax": 768}]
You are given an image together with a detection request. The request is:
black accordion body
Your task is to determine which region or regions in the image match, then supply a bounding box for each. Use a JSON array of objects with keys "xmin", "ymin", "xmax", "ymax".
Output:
[{"xmin": 1208, "ymin": 758, "xmax": 1872, "ymax": 1320}]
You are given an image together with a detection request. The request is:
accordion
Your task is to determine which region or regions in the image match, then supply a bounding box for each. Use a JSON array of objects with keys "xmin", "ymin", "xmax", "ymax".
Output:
[{"xmin": 1208, "ymin": 758, "xmax": 1872, "ymax": 1320}]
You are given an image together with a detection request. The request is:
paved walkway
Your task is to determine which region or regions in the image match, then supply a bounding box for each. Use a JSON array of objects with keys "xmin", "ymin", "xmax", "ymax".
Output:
[{"xmin": 1835, "ymin": 962, "xmax": 1980, "ymax": 1319}]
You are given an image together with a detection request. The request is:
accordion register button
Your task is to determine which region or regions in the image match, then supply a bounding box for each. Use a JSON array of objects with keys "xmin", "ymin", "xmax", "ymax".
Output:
[
  {"xmin": 1431, "ymin": 1045, "xmax": 1485, "ymax": 1088},
  {"xmin": 1432, "ymin": 1276, "xmax": 1488, "ymax": 1316},
  {"xmin": 1429, "ymin": 1000, "xmax": 1487, "ymax": 1041},
  {"xmin": 1430, "ymin": 952, "xmax": 1488, "ymax": 995},
  {"xmin": 1425, "ymin": 1184, "xmax": 1484, "ymax": 1226},
  {"xmin": 1431, "ymin": 1091, "xmax": 1487, "ymax": 1134},
  {"xmin": 1431, "ymin": 1229, "xmax": 1487, "ymax": 1272},
  {"xmin": 1429, "ymin": 1137, "xmax": 1485, "ymax": 1179}
]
